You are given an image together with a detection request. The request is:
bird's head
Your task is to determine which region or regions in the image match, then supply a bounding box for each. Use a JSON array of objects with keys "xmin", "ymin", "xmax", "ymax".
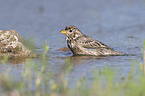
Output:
[{"xmin": 60, "ymin": 26, "xmax": 83, "ymax": 40}]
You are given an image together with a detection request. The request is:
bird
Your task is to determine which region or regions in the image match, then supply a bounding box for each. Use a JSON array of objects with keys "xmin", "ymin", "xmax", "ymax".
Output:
[{"xmin": 60, "ymin": 26, "xmax": 123, "ymax": 56}]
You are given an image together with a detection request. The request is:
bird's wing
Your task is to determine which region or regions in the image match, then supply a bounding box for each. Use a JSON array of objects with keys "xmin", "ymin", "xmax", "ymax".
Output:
[{"xmin": 78, "ymin": 35, "xmax": 113, "ymax": 50}]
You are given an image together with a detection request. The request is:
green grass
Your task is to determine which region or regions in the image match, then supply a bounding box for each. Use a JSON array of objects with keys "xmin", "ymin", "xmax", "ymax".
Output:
[{"xmin": 0, "ymin": 40, "xmax": 145, "ymax": 96}]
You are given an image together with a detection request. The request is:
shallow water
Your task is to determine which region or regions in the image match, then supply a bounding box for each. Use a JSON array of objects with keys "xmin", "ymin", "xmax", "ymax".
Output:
[{"xmin": 0, "ymin": 0, "xmax": 145, "ymax": 86}]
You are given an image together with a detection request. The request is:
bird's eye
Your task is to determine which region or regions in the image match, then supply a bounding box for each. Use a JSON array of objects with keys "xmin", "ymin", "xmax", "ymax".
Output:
[{"xmin": 70, "ymin": 30, "xmax": 72, "ymax": 32}]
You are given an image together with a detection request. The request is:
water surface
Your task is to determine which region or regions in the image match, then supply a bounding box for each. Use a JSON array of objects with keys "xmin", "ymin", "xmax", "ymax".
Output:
[{"xmin": 0, "ymin": 0, "xmax": 145, "ymax": 86}]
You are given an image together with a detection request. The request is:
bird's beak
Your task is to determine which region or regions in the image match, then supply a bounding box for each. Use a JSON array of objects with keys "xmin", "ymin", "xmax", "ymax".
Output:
[{"xmin": 60, "ymin": 29, "xmax": 67, "ymax": 34}]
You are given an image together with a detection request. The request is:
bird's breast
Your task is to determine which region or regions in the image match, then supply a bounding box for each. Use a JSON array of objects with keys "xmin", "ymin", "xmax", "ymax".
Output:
[{"xmin": 67, "ymin": 39, "xmax": 77, "ymax": 48}]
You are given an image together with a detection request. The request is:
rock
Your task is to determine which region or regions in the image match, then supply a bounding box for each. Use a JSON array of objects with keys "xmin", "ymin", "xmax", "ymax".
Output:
[
  {"xmin": 0, "ymin": 30, "xmax": 37, "ymax": 58},
  {"xmin": 56, "ymin": 47, "xmax": 70, "ymax": 51}
]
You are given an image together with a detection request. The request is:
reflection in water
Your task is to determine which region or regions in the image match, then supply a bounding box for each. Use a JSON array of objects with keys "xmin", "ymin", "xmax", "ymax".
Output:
[
  {"xmin": 69, "ymin": 55, "xmax": 108, "ymax": 65},
  {"xmin": 0, "ymin": 57, "xmax": 35, "ymax": 64}
]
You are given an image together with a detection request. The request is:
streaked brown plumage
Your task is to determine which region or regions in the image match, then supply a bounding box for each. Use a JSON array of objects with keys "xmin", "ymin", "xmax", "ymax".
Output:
[{"xmin": 60, "ymin": 26, "xmax": 123, "ymax": 56}]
